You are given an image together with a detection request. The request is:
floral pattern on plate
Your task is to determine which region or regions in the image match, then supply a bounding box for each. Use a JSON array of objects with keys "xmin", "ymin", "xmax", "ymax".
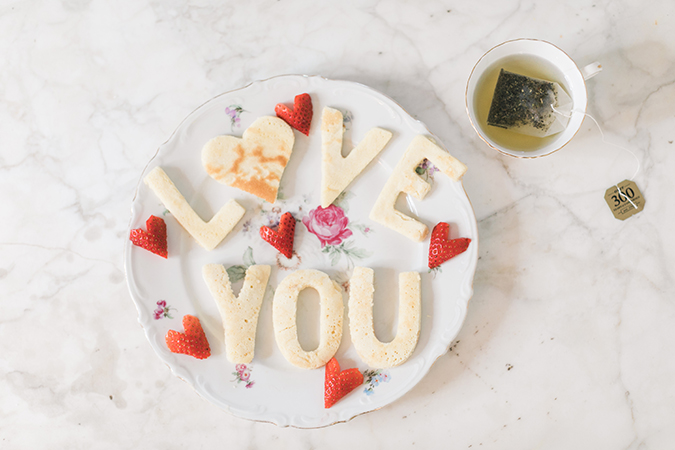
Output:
[
  {"xmin": 363, "ymin": 369, "xmax": 391, "ymax": 395},
  {"xmin": 227, "ymin": 247, "xmax": 256, "ymax": 283},
  {"xmin": 225, "ymin": 105, "xmax": 246, "ymax": 131},
  {"xmin": 415, "ymin": 158, "xmax": 439, "ymax": 184},
  {"xmin": 153, "ymin": 300, "xmax": 174, "ymax": 320},
  {"xmin": 304, "ymin": 192, "xmax": 372, "ymax": 267},
  {"xmin": 232, "ymin": 364, "xmax": 255, "ymax": 389}
]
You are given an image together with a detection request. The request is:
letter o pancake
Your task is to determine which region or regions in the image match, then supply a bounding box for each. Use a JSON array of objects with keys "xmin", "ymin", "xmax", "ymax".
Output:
[{"xmin": 273, "ymin": 269, "xmax": 344, "ymax": 369}]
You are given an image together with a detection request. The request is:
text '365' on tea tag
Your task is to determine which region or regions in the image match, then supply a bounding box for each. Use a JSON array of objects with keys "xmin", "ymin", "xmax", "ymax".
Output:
[{"xmin": 604, "ymin": 180, "xmax": 645, "ymax": 220}]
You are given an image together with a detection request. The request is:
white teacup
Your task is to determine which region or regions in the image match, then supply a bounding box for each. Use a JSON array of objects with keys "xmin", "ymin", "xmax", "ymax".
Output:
[{"xmin": 465, "ymin": 38, "xmax": 601, "ymax": 158}]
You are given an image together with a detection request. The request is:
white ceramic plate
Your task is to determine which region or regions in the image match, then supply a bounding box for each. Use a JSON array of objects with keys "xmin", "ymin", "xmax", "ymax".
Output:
[{"xmin": 125, "ymin": 75, "xmax": 478, "ymax": 428}]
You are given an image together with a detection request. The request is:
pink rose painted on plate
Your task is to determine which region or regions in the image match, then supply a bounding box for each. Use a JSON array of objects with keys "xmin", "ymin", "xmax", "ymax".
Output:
[
  {"xmin": 302, "ymin": 205, "xmax": 353, "ymax": 248},
  {"xmin": 232, "ymin": 364, "xmax": 255, "ymax": 389},
  {"xmin": 303, "ymin": 196, "xmax": 373, "ymax": 267}
]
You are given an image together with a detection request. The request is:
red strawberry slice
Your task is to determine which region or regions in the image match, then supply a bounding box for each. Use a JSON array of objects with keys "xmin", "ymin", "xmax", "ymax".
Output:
[
  {"xmin": 275, "ymin": 93, "xmax": 313, "ymax": 135},
  {"xmin": 324, "ymin": 357, "xmax": 363, "ymax": 409},
  {"xmin": 260, "ymin": 212, "xmax": 295, "ymax": 258},
  {"xmin": 428, "ymin": 222, "xmax": 471, "ymax": 269},
  {"xmin": 165, "ymin": 315, "xmax": 211, "ymax": 360},
  {"xmin": 325, "ymin": 356, "xmax": 341, "ymax": 381},
  {"xmin": 129, "ymin": 215, "xmax": 168, "ymax": 258}
]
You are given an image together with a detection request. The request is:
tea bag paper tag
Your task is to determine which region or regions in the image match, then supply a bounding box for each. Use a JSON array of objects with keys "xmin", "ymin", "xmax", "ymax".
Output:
[{"xmin": 604, "ymin": 180, "xmax": 645, "ymax": 220}]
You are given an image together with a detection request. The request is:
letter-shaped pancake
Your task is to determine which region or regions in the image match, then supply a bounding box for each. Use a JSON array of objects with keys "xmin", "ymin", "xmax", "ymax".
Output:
[
  {"xmin": 349, "ymin": 267, "xmax": 421, "ymax": 368},
  {"xmin": 321, "ymin": 107, "xmax": 392, "ymax": 207},
  {"xmin": 369, "ymin": 135, "xmax": 467, "ymax": 242},
  {"xmin": 273, "ymin": 269, "xmax": 344, "ymax": 369},
  {"xmin": 202, "ymin": 264, "xmax": 271, "ymax": 363},
  {"xmin": 144, "ymin": 166, "xmax": 245, "ymax": 251}
]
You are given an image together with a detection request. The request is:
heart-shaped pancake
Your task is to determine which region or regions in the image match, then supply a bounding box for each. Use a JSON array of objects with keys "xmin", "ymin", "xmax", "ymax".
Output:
[{"xmin": 202, "ymin": 116, "xmax": 295, "ymax": 203}]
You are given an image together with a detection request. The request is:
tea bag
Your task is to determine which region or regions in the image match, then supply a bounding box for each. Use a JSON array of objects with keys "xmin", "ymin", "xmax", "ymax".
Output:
[{"xmin": 487, "ymin": 69, "xmax": 573, "ymax": 137}]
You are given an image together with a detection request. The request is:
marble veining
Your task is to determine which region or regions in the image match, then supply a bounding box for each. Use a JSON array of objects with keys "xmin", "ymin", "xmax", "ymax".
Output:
[{"xmin": 1, "ymin": 0, "xmax": 674, "ymax": 448}]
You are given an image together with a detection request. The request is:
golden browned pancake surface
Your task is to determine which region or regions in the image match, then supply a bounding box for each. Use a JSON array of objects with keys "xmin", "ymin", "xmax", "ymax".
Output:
[{"xmin": 202, "ymin": 116, "xmax": 295, "ymax": 203}]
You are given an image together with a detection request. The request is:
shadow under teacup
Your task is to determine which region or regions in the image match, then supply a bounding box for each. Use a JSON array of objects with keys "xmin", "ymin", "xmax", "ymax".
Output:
[{"xmin": 466, "ymin": 38, "xmax": 601, "ymax": 158}]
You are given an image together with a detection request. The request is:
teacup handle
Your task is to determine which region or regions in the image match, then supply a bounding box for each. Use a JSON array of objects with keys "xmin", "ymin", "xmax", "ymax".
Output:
[{"xmin": 582, "ymin": 62, "xmax": 602, "ymax": 80}]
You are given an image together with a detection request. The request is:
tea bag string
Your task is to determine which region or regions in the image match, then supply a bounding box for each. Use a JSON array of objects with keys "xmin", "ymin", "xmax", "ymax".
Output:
[{"xmin": 551, "ymin": 105, "xmax": 641, "ymax": 208}]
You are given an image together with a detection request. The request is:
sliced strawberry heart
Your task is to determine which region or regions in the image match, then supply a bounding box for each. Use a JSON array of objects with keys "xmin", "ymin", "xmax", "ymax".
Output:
[
  {"xmin": 129, "ymin": 215, "xmax": 168, "ymax": 258},
  {"xmin": 325, "ymin": 356, "xmax": 341, "ymax": 381},
  {"xmin": 324, "ymin": 357, "xmax": 363, "ymax": 409},
  {"xmin": 275, "ymin": 93, "xmax": 313, "ymax": 136},
  {"xmin": 428, "ymin": 222, "xmax": 471, "ymax": 269},
  {"xmin": 165, "ymin": 315, "xmax": 211, "ymax": 360},
  {"xmin": 259, "ymin": 212, "xmax": 295, "ymax": 258}
]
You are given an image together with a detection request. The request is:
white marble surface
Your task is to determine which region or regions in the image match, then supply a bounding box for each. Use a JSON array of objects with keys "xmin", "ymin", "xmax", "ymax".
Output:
[{"xmin": 2, "ymin": 0, "xmax": 674, "ymax": 448}]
